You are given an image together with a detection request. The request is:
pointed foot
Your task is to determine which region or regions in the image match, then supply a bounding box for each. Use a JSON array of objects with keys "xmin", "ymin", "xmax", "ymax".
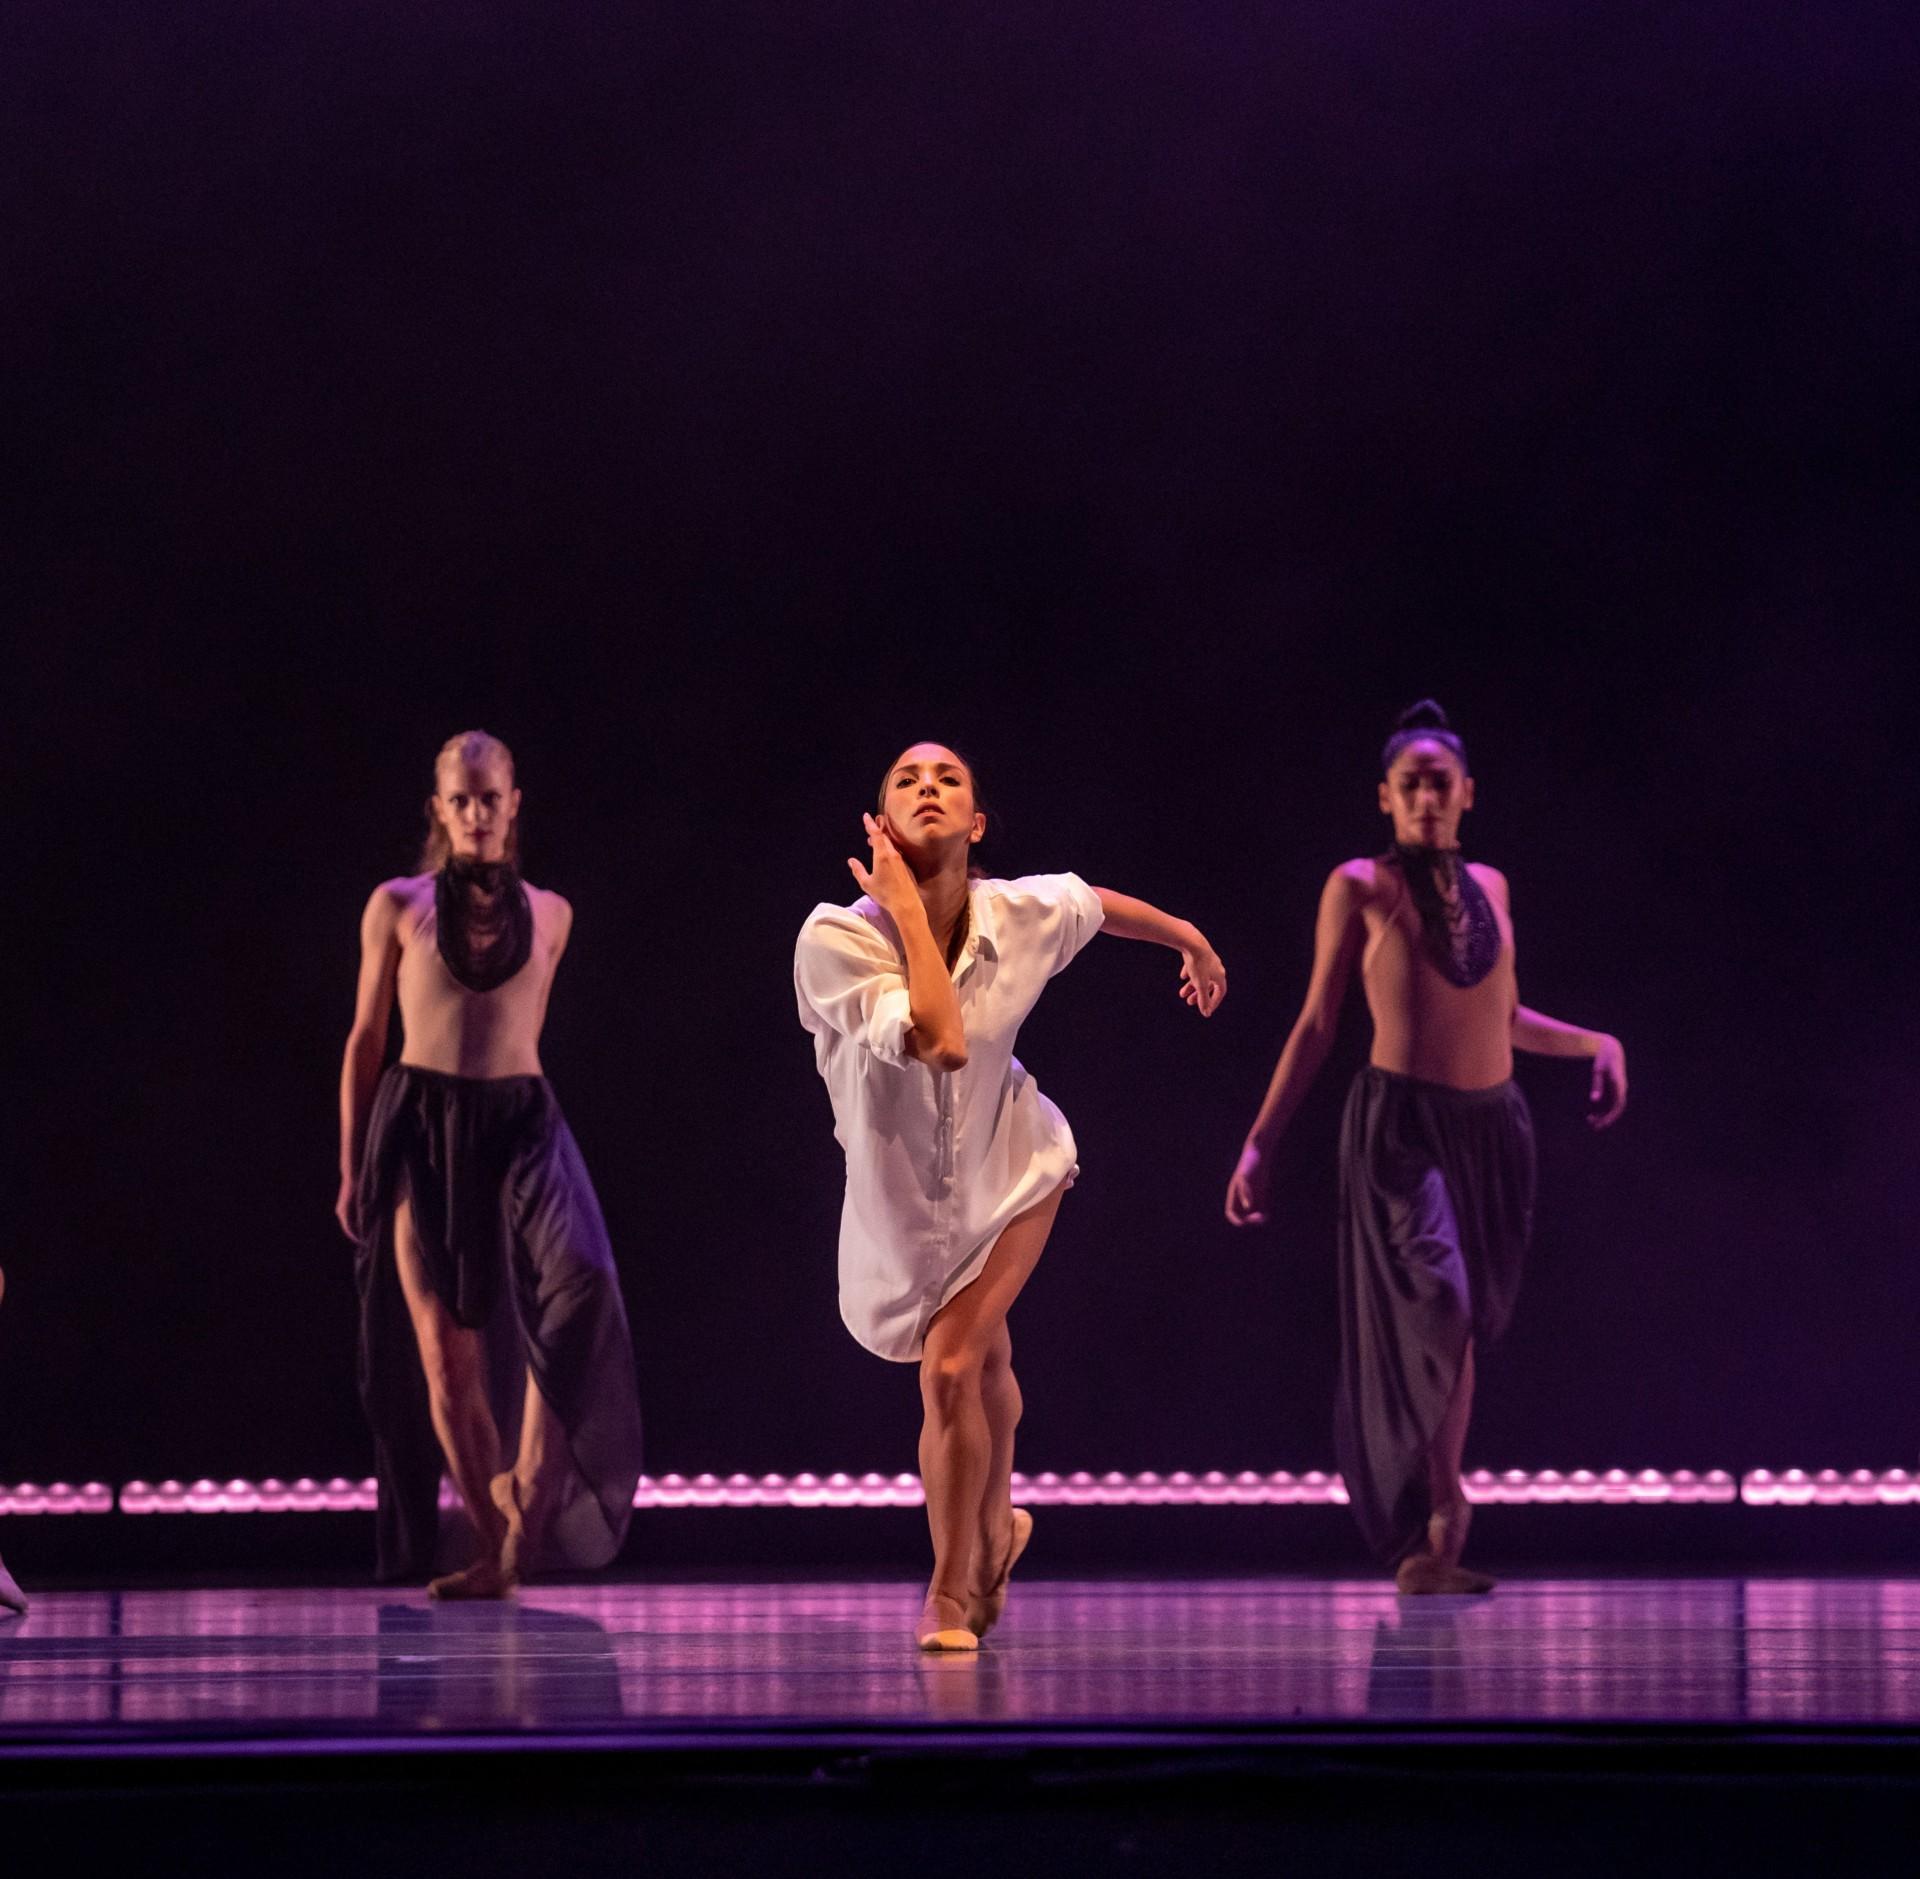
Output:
[
  {"xmin": 967, "ymin": 1507, "xmax": 1033, "ymax": 1638},
  {"xmin": 428, "ymin": 1556, "xmax": 518, "ymax": 1601},
  {"xmin": 490, "ymin": 1471, "xmax": 532, "ymax": 1582},
  {"xmin": 916, "ymin": 1593, "xmax": 980, "ymax": 1652}
]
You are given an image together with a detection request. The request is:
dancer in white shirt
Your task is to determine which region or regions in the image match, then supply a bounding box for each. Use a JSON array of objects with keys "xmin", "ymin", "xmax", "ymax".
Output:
[{"xmin": 796, "ymin": 743, "xmax": 1227, "ymax": 1651}]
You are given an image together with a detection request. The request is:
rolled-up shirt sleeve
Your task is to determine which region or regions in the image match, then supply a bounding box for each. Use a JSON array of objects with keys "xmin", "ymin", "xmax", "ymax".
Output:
[
  {"xmin": 997, "ymin": 872, "xmax": 1106, "ymax": 977},
  {"xmin": 795, "ymin": 906, "xmax": 917, "ymax": 1064}
]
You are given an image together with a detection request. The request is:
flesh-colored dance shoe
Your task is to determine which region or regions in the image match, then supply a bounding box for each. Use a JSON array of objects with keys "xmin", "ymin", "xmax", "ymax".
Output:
[
  {"xmin": 1394, "ymin": 1555, "xmax": 1496, "ymax": 1596},
  {"xmin": 967, "ymin": 1507, "xmax": 1033, "ymax": 1639},
  {"xmin": 427, "ymin": 1555, "xmax": 519, "ymax": 1601},
  {"xmin": 916, "ymin": 1593, "xmax": 980, "ymax": 1652},
  {"xmin": 1395, "ymin": 1498, "xmax": 1495, "ymax": 1595},
  {"xmin": 0, "ymin": 1552, "xmax": 26, "ymax": 1617}
]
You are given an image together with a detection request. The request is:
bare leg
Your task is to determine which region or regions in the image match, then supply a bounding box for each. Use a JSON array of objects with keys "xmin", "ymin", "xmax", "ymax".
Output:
[
  {"xmin": 492, "ymin": 1368, "xmax": 567, "ymax": 1579},
  {"xmin": 392, "ymin": 1199, "xmax": 512, "ymax": 1598},
  {"xmin": 1396, "ymin": 1340, "xmax": 1494, "ymax": 1595},
  {"xmin": 966, "ymin": 1324, "xmax": 1032, "ymax": 1638},
  {"xmin": 915, "ymin": 1185, "xmax": 1062, "ymax": 1650}
]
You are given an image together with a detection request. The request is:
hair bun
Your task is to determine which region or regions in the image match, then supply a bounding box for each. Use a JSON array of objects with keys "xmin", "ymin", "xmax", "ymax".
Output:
[{"xmin": 1395, "ymin": 698, "xmax": 1451, "ymax": 732}]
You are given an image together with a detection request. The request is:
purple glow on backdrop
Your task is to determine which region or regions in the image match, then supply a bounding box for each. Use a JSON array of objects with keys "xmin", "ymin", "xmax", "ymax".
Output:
[{"xmin": 4, "ymin": 1468, "xmax": 1909, "ymax": 1517}]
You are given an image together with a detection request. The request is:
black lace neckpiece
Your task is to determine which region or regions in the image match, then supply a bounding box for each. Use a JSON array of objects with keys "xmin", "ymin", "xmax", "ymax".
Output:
[
  {"xmin": 1385, "ymin": 844, "xmax": 1501, "ymax": 988},
  {"xmin": 435, "ymin": 859, "xmax": 534, "ymax": 992}
]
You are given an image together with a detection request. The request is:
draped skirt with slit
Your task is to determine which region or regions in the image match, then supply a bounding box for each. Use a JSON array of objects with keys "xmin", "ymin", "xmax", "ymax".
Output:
[
  {"xmin": 352, "ymin": 1064, "xmax": 643, "ymax": 1584},
  {"xmin": 1335, "ymin": 1066, "xmax": 1535, "ymax": 1564}
]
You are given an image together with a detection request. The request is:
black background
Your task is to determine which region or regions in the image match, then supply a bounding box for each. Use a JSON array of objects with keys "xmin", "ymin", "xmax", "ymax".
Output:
[{"xmin": 4, "ymin": 2, "xmax": 1915, "ymax": 1497}]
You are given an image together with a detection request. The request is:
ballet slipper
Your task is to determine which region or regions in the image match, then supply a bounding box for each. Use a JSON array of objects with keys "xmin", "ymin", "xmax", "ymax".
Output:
[
  {"xmin": 428, "ymin": 1554, "xmax": 518, "ymax": 1601},
  {"xmin": 1395, "ymin": 1553, "xmax": 1496, "ymax": 1596},
  {"xmin": 915, "ymin": 1593, "xmax": 979, "ymax": 1653},
  {"xmin": 0, "ymin": 1553, "xmax": 26, "ymax": 1616},
  {"xmin": 967, "ymin": 1507, "xmax": 1033, "ymax": 1638}
]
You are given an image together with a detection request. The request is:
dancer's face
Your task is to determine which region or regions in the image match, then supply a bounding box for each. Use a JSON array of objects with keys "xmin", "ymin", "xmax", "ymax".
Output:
[
  {"xmin": 432, "ymin": 755, "xmax": 521, "ymax": 863},
  {"xmin": 878, "ymin": 743, "xmax": 985, "ymax": 862},
  {"xmin": 1379, "ymin": 739, "xmax": 1474, "ymax": 848}
]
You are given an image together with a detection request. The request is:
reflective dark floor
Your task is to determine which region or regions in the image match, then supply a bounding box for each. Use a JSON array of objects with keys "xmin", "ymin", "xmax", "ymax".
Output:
[{"xmin": 2, "ymin": 1577, "xmax": 1918, "ymax": 1743}]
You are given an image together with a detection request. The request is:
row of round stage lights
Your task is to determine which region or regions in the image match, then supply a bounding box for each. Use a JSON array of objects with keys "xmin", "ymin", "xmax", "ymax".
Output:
[{"xmin": 3, "ymin": 1470, "xmax": 1920, "ymax": 1515}]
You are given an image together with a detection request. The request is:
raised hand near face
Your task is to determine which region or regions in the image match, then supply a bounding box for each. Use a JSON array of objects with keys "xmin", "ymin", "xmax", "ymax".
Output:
[{"xmin": 848, "ymin": 812, "xmax": 926, "ymax": 925}]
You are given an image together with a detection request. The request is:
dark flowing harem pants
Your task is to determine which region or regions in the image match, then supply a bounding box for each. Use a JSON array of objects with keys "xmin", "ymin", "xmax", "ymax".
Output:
[
  {"xmin": 1335, "ymin": 1066, "xmax": 1536, "ymax": 1564},
  {"xmin": 353, "ymin": 1064, "xmax": 643, "ymax": 1584}
]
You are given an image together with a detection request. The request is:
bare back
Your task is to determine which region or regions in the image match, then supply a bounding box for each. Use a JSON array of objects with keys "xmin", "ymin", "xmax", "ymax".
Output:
[
  {"xmin": 384, "ymin": 873, "xmax": 571, "ymax": 1078},
  {"xmin": 1357, "ymin": 857, "xmax": 1516, "ymax": 1089}
]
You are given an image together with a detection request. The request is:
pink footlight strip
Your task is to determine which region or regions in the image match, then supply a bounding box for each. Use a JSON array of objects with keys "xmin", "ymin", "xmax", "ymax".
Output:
[
  {"xmin": 1740, "ymin": 1469, "xmax": 1920, "ymax": 1506},
  {"xmin": 0, "ymin": 1482, "xmax": 116, "ymax": 1515},
  {"xmin": 10, "ymin": 1469, "xmax": 1913, "ymax": 1517}
]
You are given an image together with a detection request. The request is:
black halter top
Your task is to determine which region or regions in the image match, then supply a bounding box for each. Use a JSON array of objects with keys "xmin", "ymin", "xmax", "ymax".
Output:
[
  {"xmin": 1383, "ymin": 844, "xmax": 1501, "ymax": 989},
  {"xmin": 435, "ymin": 859, "xmax": 534, "ymax": 992}
]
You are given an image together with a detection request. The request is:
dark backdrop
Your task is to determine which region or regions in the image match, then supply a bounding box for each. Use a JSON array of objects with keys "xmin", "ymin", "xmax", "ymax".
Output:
[{"xmin": 4, "ymin": 2, "xmax": 1915, "ymax": 1493}]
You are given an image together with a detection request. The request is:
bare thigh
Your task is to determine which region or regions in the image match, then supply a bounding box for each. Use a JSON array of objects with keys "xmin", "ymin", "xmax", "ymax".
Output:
[
  {"xmin": 392, "ymin": 1197, "xmax": 480, "ymax": 1372},
  {"xmin": 925, "ymin": 1183, "xmax": 1065, "ymax": 1355}
]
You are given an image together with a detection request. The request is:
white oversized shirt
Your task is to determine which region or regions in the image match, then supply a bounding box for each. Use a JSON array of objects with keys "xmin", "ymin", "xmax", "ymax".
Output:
[{"xmin": 794, "ymin": 873, "xmax": 1106, "ymax": 1361}]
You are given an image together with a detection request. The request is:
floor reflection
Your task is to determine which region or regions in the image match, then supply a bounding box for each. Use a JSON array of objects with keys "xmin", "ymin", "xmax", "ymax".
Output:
[
  {"xmin": 376, "ymin": 1601, "xmax": 623, "ymax": 1729},
  {"xmin": 0, "ymin": 1578, "xmax": 1916, "ymax": 1737},
  {"xmin": 1366, "ymin": 1602, "xmax": 1463, "ymax": 1718}
]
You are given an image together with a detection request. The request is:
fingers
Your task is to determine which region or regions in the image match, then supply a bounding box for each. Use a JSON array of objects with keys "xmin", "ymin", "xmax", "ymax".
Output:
[
  {"xmin": 1224, "ymin": 1175, "xmax": 1267, "ymax": 1227},
  {"xmin": 1178, "ymin": 959, "xmax": 1226, "ymax": 1017},
  {"xmin": 848, "ymin": 858, "xmax": 873, "ymax": 891}
]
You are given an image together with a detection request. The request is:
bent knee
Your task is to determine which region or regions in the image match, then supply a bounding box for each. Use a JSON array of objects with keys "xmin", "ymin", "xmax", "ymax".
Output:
[{"xmin": 921, "ymin": 1345, "xmax": 988, "ymax": 1413}]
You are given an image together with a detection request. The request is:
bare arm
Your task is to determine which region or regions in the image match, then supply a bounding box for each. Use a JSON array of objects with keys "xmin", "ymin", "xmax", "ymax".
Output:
[
  {"xmin": 1486, "ymin": 868, "xmax": 1627, "ymax": 1127},
  {"xmin": 336, "ymin": 885, "xmax": 403, "ymax": 1237},
  {"xmin": 1513, "ymin": 1004, "xmax": 1628, "ymax": 1127},
  {"xmin": 1090, "ymin": 887, "xmax": 1227, "ymax": 1015},
  {"xmin": 848, "ymin": 815, "xmax": 967, "ymax": 1070},
  {"xmin": 1225, "ymin": 864, "xmax": 1367, "ymax": 1225}
]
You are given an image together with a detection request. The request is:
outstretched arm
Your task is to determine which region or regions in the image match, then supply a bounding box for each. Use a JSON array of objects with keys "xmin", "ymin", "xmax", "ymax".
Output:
[
  {"xmin": 1226, "ymin": 865, "xmax": 1366, "ymax": 1225},
  {"xmin": 1513, "ymin": 1003, "xmax": 1628, "ymax": 1128},
  {"xmin": 1090, "ymin": 887, "xmax": 1227, "ymax": 1016},
  {"xmin": 337, "ymin": 886, "xmax": 403, "ymax": 1239}
]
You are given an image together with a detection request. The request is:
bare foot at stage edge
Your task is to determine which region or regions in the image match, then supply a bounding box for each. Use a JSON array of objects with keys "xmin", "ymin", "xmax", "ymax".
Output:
[
  {"xmin": 1395, "ymin": 1497, "xmax": 1496, "ymax": 1595},
  {"xmin": 0, "ymin": 1553, "xmax": 26, "ymax": 1616},
  {"xmin": 428, "ymin": 1554, "xmax": 518, "ymax": 1601},
  {"xmin": 967, "ymin": 1507, "xmax": 1034, "ymax": 1639},
  {"xmin": 916, "ymin": 1593, "xmax": 980, "ymax": 1653}
]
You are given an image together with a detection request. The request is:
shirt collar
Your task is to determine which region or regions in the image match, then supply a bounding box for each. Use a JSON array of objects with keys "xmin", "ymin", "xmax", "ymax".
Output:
[{"xmin": 959, "ymin": 878, "xmax": 999, "ymax": 973}]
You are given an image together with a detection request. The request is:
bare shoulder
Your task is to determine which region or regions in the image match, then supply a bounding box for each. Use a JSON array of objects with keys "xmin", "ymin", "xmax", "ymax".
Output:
[
  {"xmin": 1326, "ymin": 857, "xmax": 1383, "ymax": 907},
  {"xmin": 1466, "ymin": 861, "xmax": 1511, "ymax": 907},
  {"xmin": 364, "ymin": 874, "xmax": 426, "ymax": 932},
  {"xmin": 523, "ymin": 881, "xmax": 574, "ymax": 938}
]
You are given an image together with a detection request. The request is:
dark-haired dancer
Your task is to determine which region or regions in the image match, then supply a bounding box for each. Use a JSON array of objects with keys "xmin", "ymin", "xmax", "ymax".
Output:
[
  {"xmin": 1226, "ymin": 703, "xmax": 1626, "ymax": 1593},
  {"xmin": 797, "ymin": 744, "xmax": 1228, "ymax": 1650},
  {"xmin": 0, "ymin": 1269, "xmax": 24, "ymax": 1616},
  {"xmin": 337, "ymin": 731, "xmax": 642, "ymax": 1597}
]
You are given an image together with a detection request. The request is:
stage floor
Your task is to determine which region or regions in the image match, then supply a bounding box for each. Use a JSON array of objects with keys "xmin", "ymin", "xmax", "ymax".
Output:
[{"xmin": 5, "ymin": 1574, "xmax": 1919, "ymax": 1748}]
